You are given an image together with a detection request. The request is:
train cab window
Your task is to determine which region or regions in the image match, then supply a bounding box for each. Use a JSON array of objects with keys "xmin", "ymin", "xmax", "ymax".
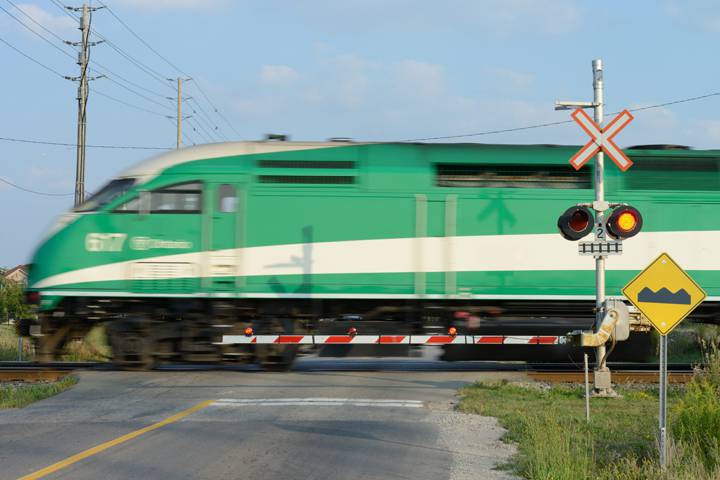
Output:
[
  {"xmin": 218, "ymin": 184, "xmax": 237, "ymax": 212},
  {"xmin": 149, "ymin": 182, "xmax": 202, "ymax": 213},
  {"xmin": 114, "ymin": 181, "xmax": 202, "ymax": 213},
  {"xmin": 75, "ymin": 178, "xmax": 136, "ymax": 212}
]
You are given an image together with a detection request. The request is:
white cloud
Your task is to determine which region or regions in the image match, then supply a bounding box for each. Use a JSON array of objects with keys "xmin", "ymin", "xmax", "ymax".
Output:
[
  {"xmin": 282, "ymin": 0, "xmax": 581, "ymax": 36},
  {"xmin": 11, "ymin": 4, "xmax": 75, "ymax": 37},
  {"xmin": 393, "ymin": 60, "xmax": 446, "ymax": 98},
  {"xmin": 112, "ymin": 0, "xmax": 229, "ymax": 12},
  {"xmin": 220, "ymin": 50, "xmax": 576, "ymax": 143},
  {"xmin": 697, "ymin": 120, "xmax": 720, "ymax": 143},
  {"xmin": 483, "ymin": 67, "xmax": 536, "ymax": 90},
  {"xmin": 663, "ymin": 0, "xmax": 720, "ymax": 32},
  {"xmin": 259, "ymin": 65, "xmax": 299, "ymax": 87}
]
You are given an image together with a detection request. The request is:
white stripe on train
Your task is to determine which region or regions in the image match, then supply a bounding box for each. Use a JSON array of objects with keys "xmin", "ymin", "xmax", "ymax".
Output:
[{"xmin": 32, "ymin": 230, "xmax": 720, "ymax": 289}]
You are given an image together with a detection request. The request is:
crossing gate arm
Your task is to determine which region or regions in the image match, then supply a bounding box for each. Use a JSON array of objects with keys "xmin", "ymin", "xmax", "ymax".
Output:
[{"xmin": 216, "ymin": 335, "xmax": 567, "ymax": 345}]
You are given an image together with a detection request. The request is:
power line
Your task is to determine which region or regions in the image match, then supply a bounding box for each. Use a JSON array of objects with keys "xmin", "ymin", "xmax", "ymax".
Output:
[
  {"xmin": 0, "ymin": 135, "xmax": 170, "ymax": 150},
  {"xmin": 188, "ymin": 112, "xmax": 220, "ymax": 143},
  {"xmin": 400, "ymin": 92, "xmax": 720, "ymax": 142},
  {"xmin": 188, "ymin": 97, "xmax": 227, "ymax": 141},
  {"xmin": 92, "ymin": 0, "xmax": 238, "ymax": 139},
  {"xmin": 4, "ymin": 0, "xmax": 67, "ymax": 44},
  {"xmin": 97, "ymin": 0, "xmax": 184, "ymax": 74},
  {"xmin": 0, "ymin": 176, "xmax": 74, "ymax": 197},
  {"xmin": 190, "ymin": 79, "xmax": 241, "ymax": 138},
  {"xmin": 187, "ymin": 117, "xmax": 213, "ymax": 143},
  {"xmin": 0, "ymin": 4, "xmax": 75, "ymax": 61},
  {"xmin": 0, "ymin": 35, "xmax": 66, "ymax": 78},
  {"xmin": 92, "ymin": 88, "xmax": 171, "ymax": 118}
]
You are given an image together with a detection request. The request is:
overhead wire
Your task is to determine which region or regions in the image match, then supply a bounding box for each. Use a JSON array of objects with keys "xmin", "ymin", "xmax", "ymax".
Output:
[
  {"xmin": 2, "ymin": 0, "xmax": 174, "ymax": 114},
  {"xmin": 0, "ymin": 135, "xmax": 170, "ymax": 150},
  {"xmin": 189, "ymin": 114, "xmax": 220, "ymax": 143},
  {"xmin": 188, "ymin": 97, "xmax": 227, "ymax": 141},
  {"xmin": 0, "ymin": 176, "xmax": 74, "ymax": 197},
  {"xmin": 187, "ymin": 117, "xmax": 213, "ymax": 144},
  {"xmin": 399, "ymin": 92, "xmax": 720, "ymax": 142},
  {"xmin": 0, "ymin": 35, "xmax": 66, "ymax": 78},
  {"xmin": 164, "ymin": 117, "xmax": 196, "ymax": 146},
  {"xmin": 92, "ymin": 88, "xmax": 171, "ymax": 118},
  {"xmin": 94, "ymin": 0, "xmax": 237, "ymax": 139}
]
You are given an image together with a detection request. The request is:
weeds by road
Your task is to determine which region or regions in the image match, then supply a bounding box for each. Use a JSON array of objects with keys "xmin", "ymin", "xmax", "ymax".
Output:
[
  {"xmin": 459, "ymin": 346, "xmax": 720, "ymax": 479},
  {"xmin": 0, "ymin": 323, "xmax": 109, "ymax": 361},
  {"xmin": 0, "ymin": 375, "xmax": 77, "ymax": 409}
]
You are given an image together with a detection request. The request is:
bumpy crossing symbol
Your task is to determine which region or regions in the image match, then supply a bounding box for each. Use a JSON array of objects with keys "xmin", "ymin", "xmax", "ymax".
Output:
[{"xmin": 569, "ymin": 109, "xmax": 634, "ymax": 171}]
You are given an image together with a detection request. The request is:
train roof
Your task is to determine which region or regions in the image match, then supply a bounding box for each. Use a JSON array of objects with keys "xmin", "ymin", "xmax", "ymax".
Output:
[
  {"xmin": 118, "ymin": 141, "xmax": 363, "ymax": 179},
  {"xmin": 118, "ymin": 140, "xmax": 720, "ymax": 181}
]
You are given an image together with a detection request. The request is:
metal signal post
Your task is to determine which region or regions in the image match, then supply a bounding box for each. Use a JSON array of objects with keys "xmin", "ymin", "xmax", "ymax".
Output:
[{"xmin": 556, "ymin": 59, "xmax": 614, "ymax": 395}]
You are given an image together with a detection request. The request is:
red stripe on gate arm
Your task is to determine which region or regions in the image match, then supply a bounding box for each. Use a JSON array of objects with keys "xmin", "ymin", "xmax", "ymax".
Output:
[
  {"xmin": 476, "ymin": 336, "xmax": 503, "ymax": 344},
  {"xmin": 274, "ymin": 335, "xmax": 305, "ymax": 344},
  {"xmin": 324, "ymin": 335, "xmax": 353, "ymax": 344},
  {"xmin": 377, "ymin": 336, "xmax": 406, "ymax": 344},
  {"xmin": 537, "ymin": 336, "xmax": 558, "ymax": 344},
  {"xmin": 427, "ymin": 335, "xmax": 454, "ymax": 344}
]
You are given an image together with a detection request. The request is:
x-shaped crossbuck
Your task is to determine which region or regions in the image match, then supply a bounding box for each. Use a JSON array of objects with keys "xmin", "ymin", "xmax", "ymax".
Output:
[{"xmin": 569, "ymin": 109, "xmax": 634, "ymax": 171}]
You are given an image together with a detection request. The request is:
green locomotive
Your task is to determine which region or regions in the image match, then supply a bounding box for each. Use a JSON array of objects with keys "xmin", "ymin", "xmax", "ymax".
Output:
[{"xmin": 25, "ymin": 140, "xmax": 720, "ymax": 368}]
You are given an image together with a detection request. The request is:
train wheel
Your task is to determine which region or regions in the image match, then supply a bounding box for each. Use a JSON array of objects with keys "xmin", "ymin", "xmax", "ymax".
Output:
[
  {"xmin": 108, "ymin": 318, "xmax": 156, "ymax": 370},
  {"xmin": 256, "ymin": 318, "xmax": 299, "ymax": 371}
]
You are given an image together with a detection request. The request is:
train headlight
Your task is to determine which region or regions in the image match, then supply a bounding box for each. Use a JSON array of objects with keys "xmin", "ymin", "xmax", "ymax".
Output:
[
  {"xmin": 557, "ymin": 206, "xmax": 594, "ymax": 241},
  {"xmin": 606, "ymin": 206, "xmax": 643, "ymax": 239}
]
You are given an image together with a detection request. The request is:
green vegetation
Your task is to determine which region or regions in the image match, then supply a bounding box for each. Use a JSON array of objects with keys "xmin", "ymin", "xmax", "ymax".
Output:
[
  {"xmin": 0, "ymin": 324, "xmax": 110, "ymax": 361},
  {"xmin": 0, "ymin": 324, "xmax": 32, "ymax": 361},
  {"xmin": 0, "ymin": 276, "xmax": 32, "ymax": 323},
  {"xmin": 62, "ymin": 326, "xmax": 111, "ymax": 361},
  {"xmin": 459, "ymin": 345, "xmax": 720, "ymax": 479},
  {"xmin": 0, "ymin": 375, "xmax": 77, "ymax": 409}
]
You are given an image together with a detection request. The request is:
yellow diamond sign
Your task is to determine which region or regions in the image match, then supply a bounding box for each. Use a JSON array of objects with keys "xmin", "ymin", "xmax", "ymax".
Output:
[{"xmin": 622, "ymin": 253, "xmax": 706, "ymax": 335}]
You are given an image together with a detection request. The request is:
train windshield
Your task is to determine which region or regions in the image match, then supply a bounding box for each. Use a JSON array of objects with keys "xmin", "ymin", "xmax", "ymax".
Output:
[{"xmin": 74, "ymin": 178, "xmax": 136, "ymax": 212}]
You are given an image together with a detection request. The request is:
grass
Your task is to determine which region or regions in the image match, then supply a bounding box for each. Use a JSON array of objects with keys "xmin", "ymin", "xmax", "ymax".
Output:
[
  {"xmin": 0, "ymin": 323, "xmax": 32, "ymax": 361},
  {"xmin": 458, "ymin": 344, "xmax": 720, "ymax": 479},
  {"xmin": 0, "ymin": 375, "xmax": 77, "ymax": 409},
  {"xmin": 0, "ymin": 323, "xmax": 110, "ymax": 362}
]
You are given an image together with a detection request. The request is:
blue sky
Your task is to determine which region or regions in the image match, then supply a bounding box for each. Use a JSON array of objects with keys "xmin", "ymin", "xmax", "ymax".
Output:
[{"xmin": 1, "ymin": 0, "xmax": 720, "ymax": 266}]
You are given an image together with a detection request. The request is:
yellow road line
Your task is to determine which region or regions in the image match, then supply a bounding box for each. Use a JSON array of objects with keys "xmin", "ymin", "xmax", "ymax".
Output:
[{"xmin": 18, "ymin": 399, "xmax": 214, "ymax": 480}]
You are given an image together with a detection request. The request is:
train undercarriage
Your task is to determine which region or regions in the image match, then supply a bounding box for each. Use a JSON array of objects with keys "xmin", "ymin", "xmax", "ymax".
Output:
[{"xmin": 29, "ymin": 296, "xmax": 700, "ymax": 370}]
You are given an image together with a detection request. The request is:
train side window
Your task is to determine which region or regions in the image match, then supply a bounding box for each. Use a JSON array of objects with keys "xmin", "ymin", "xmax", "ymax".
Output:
[
  {"xmin": 114, "ymin": 182, "xmax": 202, "ymax": 213},
  {"xmin": 115, "ymin": 196, "xmax": 139, "ymax": 212},
  {"xmin": 218, "ymin": 184, "xmax": 237, "ymax": 212},
  {"xmin": 435, "ymin": 164, "xmax": 591, "ymax": 189},
  {"xmin": 149, "ymin": 182, "xmax": 203, "ymax": 213}
]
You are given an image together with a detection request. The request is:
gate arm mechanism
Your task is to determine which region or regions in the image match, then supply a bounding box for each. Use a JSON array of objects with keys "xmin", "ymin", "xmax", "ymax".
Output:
[{"xmin": 567, "ymin": 298, "xmax": 629, "ymax": 347}]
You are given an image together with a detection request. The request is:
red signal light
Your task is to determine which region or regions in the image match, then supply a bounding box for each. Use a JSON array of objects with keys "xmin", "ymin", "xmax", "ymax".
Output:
[
  {"xmin": 24, "ymin": 290, "xmax": 40, "ymax": 305},
  {"xmin": 244, "ymin": 327, "xmax": 254, "ymax": 337},
  {"xmin": 558, "ymin": 206, "xmax": 594, "ymax": 241},
  {"xmin": 347, "ymin": 327, "xmax": 358, "ymax": 337},
  {"xmin": 606, "ymin": 206, "xmax": 642, "ymax": 239},
  {"xmin": 448, "ymin": 327, "xmax": 458, "ymax": 337}
]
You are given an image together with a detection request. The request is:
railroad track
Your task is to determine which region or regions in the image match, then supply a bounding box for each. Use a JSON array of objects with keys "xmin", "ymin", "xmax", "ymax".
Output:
[{"xmin": 0, "ymin": 360, "xmax": 698, "ymax": 383}]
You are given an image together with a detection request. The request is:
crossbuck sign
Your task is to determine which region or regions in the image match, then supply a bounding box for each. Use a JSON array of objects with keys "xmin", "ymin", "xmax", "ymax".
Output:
[{"xmin": 569, "ymin": 109, "xmax": 634, "ymax": 171}]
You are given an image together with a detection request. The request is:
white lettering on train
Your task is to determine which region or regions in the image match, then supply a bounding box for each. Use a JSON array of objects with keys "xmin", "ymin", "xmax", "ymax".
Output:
[
  {"xmin": 129, "ymin": 236, "xmax": 193, "ymax": 251},
  {"xmin": 85, "ymin": 233, "xmax": 127, "ymax": 252}
]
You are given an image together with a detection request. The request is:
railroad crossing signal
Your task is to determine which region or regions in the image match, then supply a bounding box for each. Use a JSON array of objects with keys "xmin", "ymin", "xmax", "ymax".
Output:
[
  {"xmin": 570, "ymin": 109, "xmax": 634, "ymax": 171},
  {"xmin": 557, "ymin": 204, "xmax": 643, "ymax": 242},
  {"xmin": 622, "ymin": 253, "xmax": 706, "ymax": 335}
]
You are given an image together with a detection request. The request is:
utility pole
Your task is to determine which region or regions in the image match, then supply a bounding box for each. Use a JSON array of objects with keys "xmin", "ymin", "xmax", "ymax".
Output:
[
  {"xmin": 168, "ymin": 77, "xmax": 192, "ymax": 149},
  {"xmin": 66, "ymin": 3, "xmax": 103, "ymax": 207}
]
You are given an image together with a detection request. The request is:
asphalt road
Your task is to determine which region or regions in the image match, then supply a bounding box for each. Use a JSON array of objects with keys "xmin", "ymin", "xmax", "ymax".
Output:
[{"xmin": 0, "ymin": 360, "xmax": 522, "ymax": 480}]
